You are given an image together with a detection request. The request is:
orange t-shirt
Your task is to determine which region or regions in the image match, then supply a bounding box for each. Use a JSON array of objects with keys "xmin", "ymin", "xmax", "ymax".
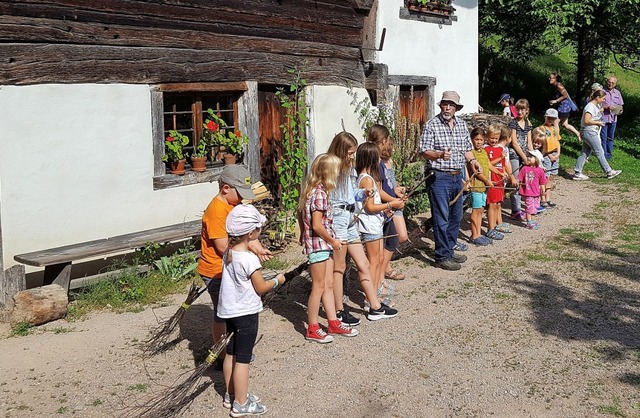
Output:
[{"xmin": 196, "ymin": 196, "xmax": 233, "ymax": 279}]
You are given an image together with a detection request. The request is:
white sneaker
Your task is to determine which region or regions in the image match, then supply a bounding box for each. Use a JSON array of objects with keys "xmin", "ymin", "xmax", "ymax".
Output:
[
  {"xmin": 572, "ymin": 173, "xmax": 589, "ymax": 181},
  {"xmin": 607, "ymin": 169, "xmax": 622, "ymax": 179}
]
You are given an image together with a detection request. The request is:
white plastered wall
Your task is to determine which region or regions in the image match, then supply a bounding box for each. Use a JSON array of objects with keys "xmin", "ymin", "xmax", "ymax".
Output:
[
  {"xmin": 0, "ymin": 84, "xmax": 218, "ymax": 269},
  {"xmin": 307, "ymin": 85, "xmax": 370, "ymax": 157},
  {"xmin": 376, "ymin": 0, "xmax": 479, "ymax": 112}
]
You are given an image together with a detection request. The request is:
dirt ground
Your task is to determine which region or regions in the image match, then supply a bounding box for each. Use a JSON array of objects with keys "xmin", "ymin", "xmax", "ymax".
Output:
[{"xmin": 1, "ymin": 175, "xmax": 639, "ymax": 418}]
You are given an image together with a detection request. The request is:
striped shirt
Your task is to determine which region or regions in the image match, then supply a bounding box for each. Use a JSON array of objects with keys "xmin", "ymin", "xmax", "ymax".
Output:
[{"xmin": 420, "ymin": 114, "xmax": 472, "ymax": 171}]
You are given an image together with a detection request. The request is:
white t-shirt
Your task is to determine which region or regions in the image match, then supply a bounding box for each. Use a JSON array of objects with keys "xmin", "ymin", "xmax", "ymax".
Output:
[
  {"xmin": 581, "ymin": 102, "xmax": 602, "ymax": 134},
  {"xmin": 217, "ymin": 250, "xmax": 263, "ymax": 319},
  {"xmin": 356, "ymin": 173, "xmax": 384, "ymax": 234}
]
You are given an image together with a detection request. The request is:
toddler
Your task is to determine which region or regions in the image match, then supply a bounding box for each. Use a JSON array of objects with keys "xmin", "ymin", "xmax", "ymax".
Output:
[{"xmin": 517, "ymin": 150, "xmax": 547, "ymax": 230}]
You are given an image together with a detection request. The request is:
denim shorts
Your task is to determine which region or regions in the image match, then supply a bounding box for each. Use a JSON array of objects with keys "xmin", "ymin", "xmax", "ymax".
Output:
[
  {"xmin": 471, "ymin": 191, "xmax": 487, "ymax": 209},
  {"xmin": 308, "ymin": 250, "xmax": 332, "ymax": 264},
  {"xmin": 202, "ymin": 276, "xmax": 225, "ymax": 324},
  {"xmin": 542, "ymin": 153, "xmax": 559, "ymax": 176},
  {"xmin": 361, "ymin": 231, "xmax": 383, "ymax": 242},
  {"xmin": 225, "ymin": 313, "xmax": 259, "ymax": 364},
  {"xmin": 331, "ymin": 208, "xmax": 359, "ymax": 243}
]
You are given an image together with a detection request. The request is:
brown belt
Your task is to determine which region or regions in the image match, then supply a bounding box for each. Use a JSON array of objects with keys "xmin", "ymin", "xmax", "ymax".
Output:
[{"xmin": 431, "ymin": 169, "xmax": 462, "ymax": 175}]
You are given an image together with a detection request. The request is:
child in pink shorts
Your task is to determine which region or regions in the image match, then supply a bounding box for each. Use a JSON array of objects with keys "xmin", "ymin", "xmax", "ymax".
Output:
[{"xmin": 517, "ymin": 150, "xmax": 547, "ymax": 230}]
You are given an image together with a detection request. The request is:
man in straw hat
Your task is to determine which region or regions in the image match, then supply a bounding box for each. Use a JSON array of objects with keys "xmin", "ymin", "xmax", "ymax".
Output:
[
  {"xmin": 197, "ymin": 164, "xmax": 272, "ymax": 366},
  {"xmin": 419, "ymin": 91, "xmax": 481, "ymax": 271}
]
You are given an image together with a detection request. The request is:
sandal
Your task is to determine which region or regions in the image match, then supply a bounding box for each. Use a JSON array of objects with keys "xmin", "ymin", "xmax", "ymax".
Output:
[
  {"xmin": 384, "ymin": 270, "xmax": 406, "ymax": 281},
  {"xmin": 494, "ymin": 223, "xmax": 512, "ymax": 233},
  {"xmin": 377, "ymin": 280, "xmax": 395, "ymax": 298},
  {"xmin": 453, "ymin": 241, "xmax": 468, "ymax": 251},
  {"xmin": 486, "ymin": 229, "xmax": 505, "ymax": 240}
]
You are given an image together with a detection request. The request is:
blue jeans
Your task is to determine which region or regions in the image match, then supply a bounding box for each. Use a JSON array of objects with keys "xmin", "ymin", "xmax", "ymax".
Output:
[
  {"xmin": 427, "ymin": 170, "xmax": 464, "ymax": 263},
  {"xmin": 575, "ymin": 128, "xmax": 613, "ymax": 175},
  {"xmin": 600, "ymin": 121, "xmax": 617, "ymax": 160}
]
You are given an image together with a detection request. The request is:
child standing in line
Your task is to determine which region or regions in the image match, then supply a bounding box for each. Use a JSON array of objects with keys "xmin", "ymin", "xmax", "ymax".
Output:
[
  {"xmin": 367, "ymin": 124, "xmax": 409, "ymax": 282},
  {"xmin": 507, "ymin": 99, "xmax": 533, "ymax": 221},
  {"xmin": 537, "ymin": 111, "xmax": 562, "ymax": 208},
  {"xmin": 467, "ymin": 127, "xmax": 494, "ymax": 246},
  {"xmin": 518, "ymin": 150, "xmax": 547, "ymax": 230},
  {"xmin": 327, "ymin": 132, "xmax": 398, "ymax": 325},
  {"xmin": 355, "ymin": 142, "xmax": 404, "ymax": 304},
  {"xmin": 484, "ymin": 125, "xmax": 510, "ymax": 240},
  {"xmin": 498, "ymin": 93, "xmax": 517, "ymax": 118},
  {"xmin": 219, "ymin": 204, "xmax": 284, "ymax": 417},
  {"xmin": 299, "ymin": 154, "xmax": 359, "ymax": 343}
]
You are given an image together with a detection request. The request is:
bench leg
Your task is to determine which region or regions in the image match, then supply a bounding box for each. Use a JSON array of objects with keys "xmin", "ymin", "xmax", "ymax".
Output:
[{"xmin": 44, "ymin": 263, "xmax": 72, "ymax": 292}]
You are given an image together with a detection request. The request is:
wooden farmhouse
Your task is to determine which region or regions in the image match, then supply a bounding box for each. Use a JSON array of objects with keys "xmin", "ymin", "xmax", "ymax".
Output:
[{"xmin": 0, "ymin": 0, "xmax": 478, "ymax": 293}]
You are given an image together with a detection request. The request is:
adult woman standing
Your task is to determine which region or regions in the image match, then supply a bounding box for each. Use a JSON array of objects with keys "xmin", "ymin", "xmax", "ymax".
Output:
[
  {"xmin": 548, "ymin": 72, "xmax": 581, "ymax": 140},
  {"xmin": 572, "ymin": 89, "xmax": 622, "ymax": 180}
]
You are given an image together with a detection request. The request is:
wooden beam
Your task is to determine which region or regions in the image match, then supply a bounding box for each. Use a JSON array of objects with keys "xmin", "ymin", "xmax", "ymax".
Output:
[
  {"xmin": 388, "ymin": 75, "xmax": 437, "ymax": 87},
  {"xmin": 364, "ymin": 63, "xmax": 388, "ymax": 91},
  {"xmin": 1, "ymin": 1, "xmax": 364, "ymax": 46},
  {"xmin": 156, "ymin": 82, "xmax": 248, "ymax": 93},
  {"xmin": 0, "ymin": 44, "xmax": 365, "ymax": 86},
  {"xmin": 0, "ymin": 17, "xmax": 361, "ymax": 59}
]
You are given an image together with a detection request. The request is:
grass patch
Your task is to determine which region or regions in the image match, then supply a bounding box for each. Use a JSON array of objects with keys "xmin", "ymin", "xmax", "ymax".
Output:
[
  {"xmin": 526, "ymin": 253, "xmax": 552, "ymax": 261},
  {"xmin": 598, "ymin": 397, "xmax": 626, "ymax": 417},
  {"xmin": 10, "ymin": 322, "xmax": 32, "ymax": 337},
  {"xmin": 67, "ymin": 265, "xmax": 193, "ymax": 321},
  {"xmin": 51, "ymin": 327, "xmax": 74, "ymax": 334},
  {"xmin": 262, "ymin": 257, "xmax": 290, "ymax": 271},
  {"xmin": 126, "ymin": 383, "xmax": 148, "ymax": 392}
]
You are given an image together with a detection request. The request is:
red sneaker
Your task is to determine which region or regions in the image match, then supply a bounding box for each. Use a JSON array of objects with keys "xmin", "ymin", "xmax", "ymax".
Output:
[
  {"xmin": 327, "ymin": 320, "xmax": 359, "ymax": 337},
  {"xmin": 305, "ymin": 325, "xmax": 334, "ymax": 343}
]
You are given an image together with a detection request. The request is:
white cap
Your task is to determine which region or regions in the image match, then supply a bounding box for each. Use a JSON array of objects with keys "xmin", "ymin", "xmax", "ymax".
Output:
[
  {"xmin": 528, "ymin": 149, "xmax": 544, "ymax": 167},
  {"xmin": 225, "ymin": 204, "xmax": 266, "ymax": 236}
]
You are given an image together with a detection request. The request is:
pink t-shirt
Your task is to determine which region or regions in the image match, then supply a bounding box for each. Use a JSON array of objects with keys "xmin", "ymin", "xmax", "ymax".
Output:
[{"xmin": 518, "ymin": 165, "xmax": 547, "ymax": 197}]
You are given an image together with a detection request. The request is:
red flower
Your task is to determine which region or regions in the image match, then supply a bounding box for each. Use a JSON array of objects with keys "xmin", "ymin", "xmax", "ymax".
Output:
[
  {"xmin": 207, "ymin": 121, "xmax": 219, "ymax": 132},
  {"xmin": 166, "ymin": 136, "xmax": 175, "ymax": 142},
  {"xmin": 234, "ymin": 130, "xmax": 242, "ymax": 138}
]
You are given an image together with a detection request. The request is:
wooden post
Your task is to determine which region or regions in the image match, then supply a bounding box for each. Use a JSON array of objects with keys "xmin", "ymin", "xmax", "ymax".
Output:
[{"xmin": 1, "ymin": 265, "xmax": 26, "ymax": 310}]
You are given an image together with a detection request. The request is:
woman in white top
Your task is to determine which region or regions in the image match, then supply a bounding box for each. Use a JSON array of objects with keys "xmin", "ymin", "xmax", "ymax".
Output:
[{"xmin": 573, "ymin": 89, "xmax": 622, "ymax": 180}]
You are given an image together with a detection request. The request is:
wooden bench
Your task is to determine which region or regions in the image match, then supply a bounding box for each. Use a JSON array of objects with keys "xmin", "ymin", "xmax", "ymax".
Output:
[{"xmin": 13, "ymin": 220, "xmax": 201, "ymax": 292}]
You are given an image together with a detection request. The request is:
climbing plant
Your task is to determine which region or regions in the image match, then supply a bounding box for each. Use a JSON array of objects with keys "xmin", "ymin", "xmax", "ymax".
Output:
[{"xmin": 275, "ymin": 67, "xmax": 309, "ymax": 232}]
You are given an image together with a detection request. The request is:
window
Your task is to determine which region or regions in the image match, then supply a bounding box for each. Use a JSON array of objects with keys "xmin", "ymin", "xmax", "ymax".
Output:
[
  {"xmin": 151, "ymin": 82, "xmax": 257, "ymax": 190},
  {"xmin": 400, "ymin": 1, "xmax": 458, "ymax": 25}
]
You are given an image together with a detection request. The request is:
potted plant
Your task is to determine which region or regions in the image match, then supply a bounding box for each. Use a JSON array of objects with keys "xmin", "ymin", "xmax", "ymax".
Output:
[
  {"xmin": 163, "ymin": 130, "xmax": 189, "ymax": 175},
  {"xmin": 190, "ymin": 139, "xmax": 208, "ymax": 172},
  {"xmin": 219, "ymin": 130, "xmax": 249, "ymax": 165}
]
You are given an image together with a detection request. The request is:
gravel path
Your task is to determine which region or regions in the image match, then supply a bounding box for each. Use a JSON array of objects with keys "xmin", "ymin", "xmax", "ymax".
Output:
[{"xmin": 1, "ymin": 175, "xmax": 638, "ymax": 418}]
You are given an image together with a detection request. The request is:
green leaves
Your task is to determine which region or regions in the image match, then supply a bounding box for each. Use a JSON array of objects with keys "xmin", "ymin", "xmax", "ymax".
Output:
[{"xmin": 276, "ymin": 66, "xmax": 309, "ymax": 232}]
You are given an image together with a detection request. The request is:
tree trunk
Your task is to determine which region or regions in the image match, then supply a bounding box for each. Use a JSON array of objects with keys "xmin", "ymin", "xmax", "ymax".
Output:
[{"xmin": 576, "ymin": 23, "xmax": 599, "ymax": 104}]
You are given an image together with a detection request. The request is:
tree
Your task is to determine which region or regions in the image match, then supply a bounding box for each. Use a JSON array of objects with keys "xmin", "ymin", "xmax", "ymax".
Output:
[{"xmin": 480, "ymin": 0, "xmax": 640, "ymax": 102}]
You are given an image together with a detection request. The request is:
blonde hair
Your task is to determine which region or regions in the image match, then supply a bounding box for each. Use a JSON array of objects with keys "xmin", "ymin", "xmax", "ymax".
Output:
[
  {"xmin": 298, "ymin": 153, "xmax": 341, "ymax": 212},
  {"xmin": 499, "ymin": 125, "xmax": 511, "ymax": 143},
  {"xmin": 224, "ymin": 234, "xmax": 247, "ymax": 264},
  {"xmin": 486, "ymin": 124, "xmax": 502, "ymax": 139},
  {"xmin": 531, "ymin": 127, "xmax": 547, "ymax": 153}
]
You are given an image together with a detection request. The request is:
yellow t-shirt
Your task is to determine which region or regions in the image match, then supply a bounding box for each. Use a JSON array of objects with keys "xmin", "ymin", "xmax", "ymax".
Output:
[
  {"xmin": 538, "ymin": 124, "xmax": 561, "ymax": 154},
  {"xmin": 196, "ymin": 196, "xmax": 233, "ymax": 278},
  {"xmin": 470, "ymin": 148, "xmax": 490, "ymax": 193}
]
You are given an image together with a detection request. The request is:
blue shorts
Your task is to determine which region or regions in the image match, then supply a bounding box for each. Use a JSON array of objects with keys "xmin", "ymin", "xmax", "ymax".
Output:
[
  {"xmin": 361, "ymin": 231, "xmax": 383, "ymax": 243},
  {"xmin": 542, "ymin": 153, "xmax": 559, "ymax": 176},
  {"xmin": 308, "ymin": 250, "xmax": 332, "ymax": 264},
  {"xmin": 331, "ymin": 208, "xmax": 360, "ymax": 243},
  {"xmin": 471, "ymin": 191, "xmax": 487, "ymax": 209}
]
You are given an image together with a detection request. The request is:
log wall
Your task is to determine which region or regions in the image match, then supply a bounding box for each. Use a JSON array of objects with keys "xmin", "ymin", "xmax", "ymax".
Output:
[{"xmin": 0, "ymin": 0, "xmax": 371, "ymax": 85}]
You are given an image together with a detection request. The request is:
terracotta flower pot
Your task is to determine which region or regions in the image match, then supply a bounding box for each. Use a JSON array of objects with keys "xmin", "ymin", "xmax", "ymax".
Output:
[
  {"xmin": 169, "ymin": 159, "xmax": 186, "ymax": 175},
  {"xmin": 191, "ymin": 156, "xmax": 207, "ymax": 172}
]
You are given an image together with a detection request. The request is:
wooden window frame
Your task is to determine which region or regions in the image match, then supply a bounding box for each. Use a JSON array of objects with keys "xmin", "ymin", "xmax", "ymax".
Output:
[
  {"xmin": 151, "ymin": 82, "xmax": 260, "ymax": 190},
  {"xmin": 399, "ymin": 1, "xmax": 458, "ymax": 25}
]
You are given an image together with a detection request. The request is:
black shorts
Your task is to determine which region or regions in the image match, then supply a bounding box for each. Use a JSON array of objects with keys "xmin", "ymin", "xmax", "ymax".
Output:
[
  {"xmin": 225, "ymin": 313, "xmax": 259, "ymax": 364},
  {"xmin": 558, "ymin": 111, "xmax": 570, "ymax": 120},
  {"xmin": 384, "ymin": 219, "xmax": 399, "ymax": 252},
  {"xmin": 202, "ymin": 276, "xmax": 225, "ymax": 324}
]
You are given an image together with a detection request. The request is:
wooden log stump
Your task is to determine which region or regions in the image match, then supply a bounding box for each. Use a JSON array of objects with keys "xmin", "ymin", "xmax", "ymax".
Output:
[
  {"xmin": 10, "ymin": 284, "xmax": 68, "ymax": 326},
  {"xmin": 1, "ymin": 264, "xmax": 26, "ymax": 310}
]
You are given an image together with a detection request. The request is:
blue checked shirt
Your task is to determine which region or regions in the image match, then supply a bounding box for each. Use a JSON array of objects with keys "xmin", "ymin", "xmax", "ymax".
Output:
[{"xmin": 420, "ymin": 114, "xmax": 472, "ymax": 171}]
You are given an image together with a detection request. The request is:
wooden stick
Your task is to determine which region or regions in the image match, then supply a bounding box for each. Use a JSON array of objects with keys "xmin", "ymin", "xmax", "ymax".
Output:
[
  {"xmin": 405, "ymin": 171, "xmax": 434, "ymax": 198},
  {"xmin": 342, "ymin": 234, "xmax": 399, "ymax": 245}
]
